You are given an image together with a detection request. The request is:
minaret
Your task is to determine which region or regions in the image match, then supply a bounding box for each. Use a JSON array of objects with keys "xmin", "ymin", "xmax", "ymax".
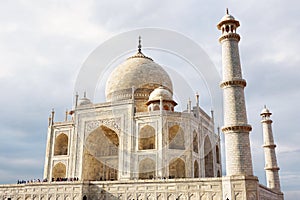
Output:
[
  {"xmin": 217, "ymin": 9, "xmax": 253, "ymax": 176},
  {"xmin": 261, "ymin": 106, "xmax": 281, "ymax": 191}
]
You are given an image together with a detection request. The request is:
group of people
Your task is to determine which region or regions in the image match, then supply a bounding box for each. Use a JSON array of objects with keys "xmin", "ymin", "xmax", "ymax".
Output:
[
  {"xmin": 52, "ymin": 177, "xmax": 79, "ymax": 182},
  {"xmin": 17, "ymin": 179, "xmax": 47, "ymax": 184},
  {"xmin": 17, "ymin": 177, "xmax": 80, "ymax": 184}
]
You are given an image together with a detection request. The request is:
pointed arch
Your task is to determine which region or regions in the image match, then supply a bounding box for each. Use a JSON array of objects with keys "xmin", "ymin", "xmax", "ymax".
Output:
[
  {"xmin": 169, "ymin": 125, "xmax": 185, "ymax": 150},
  {"xmin": 216, "ymin": 145, "xmax": 220, "ymax": 164},
  {"xmin": 163, "ymin": 104, "xmax": 169, "ymax": 110},
  {"xmin": 56, "ymin": 195, "xmax": 63, "ymax": 200},
  {"xmin": 54, "ymin": 133, "xmax": 68, "ymax": 156},
  {"xmin": 153, "ymin": 105, "xmax": 160, "ymax": 111},
  {"xmin": 83, "ymin": 125, "xmax": 119, "ymax": 181},
  {"xmin": 139, "ymin": 158, "xmax": 156, "ymax": 179},
  {"xmin": 52, "ymin": 162, "xmax": 66, "ymax": 179},
  {"xmin": 204, "ymin": 136, "xmax": 214, "ymax": 177},
  {"xmin": 194, "ymin": 160, "xmax": 199, "ymax": 178},
  {"xmin": 139, "ymin": 125, "xmax": 155, "ymax": 150},
  {"xmin": 193, "ymin": 131, "xmax": 199, "ymax": 153},
  {"xmin": 169, "ymin": 158, "xmax": 185, "ymax": 178}
]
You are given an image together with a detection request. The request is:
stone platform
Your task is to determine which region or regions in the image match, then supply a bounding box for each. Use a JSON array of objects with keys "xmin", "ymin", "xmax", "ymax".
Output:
[{"xmin": 0, "ymin": 176, "xmax": 283, "ymax": 200}]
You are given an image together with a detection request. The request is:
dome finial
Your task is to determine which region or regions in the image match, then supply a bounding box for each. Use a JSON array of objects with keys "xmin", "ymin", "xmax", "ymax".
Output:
[
  {"xmin": 226, "ymin": 8, "xmax": 229, "ymax": 15},
  {"xmin": 127, "ymin": 36, "xmax": 153, "ymax": 60},
  {"xmin": 138, "ymin": 36, "xmax": 142, "ymax": 53}
]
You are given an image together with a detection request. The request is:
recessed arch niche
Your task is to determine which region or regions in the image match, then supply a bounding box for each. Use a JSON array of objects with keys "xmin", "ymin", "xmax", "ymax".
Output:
[{"xmin": 83, "ymin": 125, "xmax": 119, "ymax": 181}]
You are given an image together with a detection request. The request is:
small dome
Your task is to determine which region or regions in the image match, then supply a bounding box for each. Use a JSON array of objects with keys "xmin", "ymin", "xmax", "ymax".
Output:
[
  {"xmin": 217, "ymin": 9, "xmax": 240, "ymax": 30},
  {"xmin": 148, "ymin": 86, "xmax": 173, "ymax": 102},
  {"xmin": 261, "ymin": 106, "xmax": 272, "ymax": 116},
  {"xmin": 221, "ymin": 13, "xmax": 235, "ymax": 21},
  {"xmin": 78, "ymin": 97, "xmax": 92, "ymax": 106}
]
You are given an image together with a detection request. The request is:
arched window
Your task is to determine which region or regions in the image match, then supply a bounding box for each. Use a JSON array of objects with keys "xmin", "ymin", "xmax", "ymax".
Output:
[
  {"xmin": 139, "ymin": 125, "xmax": 155, "ymax": 150},
  {"xmin": 169, "ymin": 158, "xmax": 185, "ymax": 178},
  {"xmin": 83, "ymin": 196, "xmax": 87, "ymax": 200},
  {"xmin": 216, "ymin": 146, "xmax": 220, "ymax": 164},
  {"xmin": 225, "ymin": 25, "xmax": 229, "ymax": 33},
  {"xmin": 204, "ymin": 136, "xmax": 214, "ymax": 177},
  {"xmin": 163, "ymin": 105, "xmax": 169, "ymax": 111},
  {"xmin": 194, "ymin": 160, "xmax": 199, "ymax": 178},
  {"xmin": 153, "ymin": 105, "xmax": 160, "ymax": 111},
  {"xmin": 231, "ymin": 25, "xmax": 234, "ymax": 32},
  {"xmin": 169, "ymin": 125, "xmax": 185, "ymax": 150},
  {"xmin": 83, "ymin": 125, "xmax": 119, "ymax": 181},
  {"xmin": 217, "ymin": 170, "xmax": 221, "ymax": 177},
  {"xmin": 52, "ymin": 162, "xmax": 66, "ymax": 179},
  {"xmin": 54, "ymin": 133, "xmax": 68, "ymax": 156},
  {"xmin": 193, "ymin": 131, "xmax": 198, "ymax": 153},
  {"xmin": 139, "ymin": 158, "xmax": 156, "ymax": 179}
]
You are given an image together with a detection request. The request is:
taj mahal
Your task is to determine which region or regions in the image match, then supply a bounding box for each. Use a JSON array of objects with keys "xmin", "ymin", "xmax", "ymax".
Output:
[{"xmin": 0, "ymin": 11, "xmax": 284, "ymax": 200}]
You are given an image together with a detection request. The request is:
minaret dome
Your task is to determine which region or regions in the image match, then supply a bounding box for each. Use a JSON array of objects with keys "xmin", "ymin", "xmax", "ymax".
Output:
[{"xmin": 217, "ymin": 9, "xmax": 240, "ymax": 35}]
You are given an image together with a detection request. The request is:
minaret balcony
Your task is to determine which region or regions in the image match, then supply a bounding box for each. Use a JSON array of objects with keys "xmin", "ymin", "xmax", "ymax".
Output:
[
  {"xmin": 221, "ymin": 124, "xmax": 252, "ymax": 133},
  {"xmin": 220, "ymin": 79, "xmax": 246, "ymax": 88},
  {"xmin": 263, "ymin": 144, "xmax": 277, "ymax": 148},
  {"xmin": 219, "ymin": 33, "xmax": 240, "ymax": 42}
]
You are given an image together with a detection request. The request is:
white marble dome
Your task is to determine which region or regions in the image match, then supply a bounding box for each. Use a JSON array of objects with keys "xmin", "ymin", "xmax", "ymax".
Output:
[
  {"xmin": 78, "ymin": 97, "xmax": 92, "ymax": 106},
  {"xmin": 105, "ymin": 51, "xmax": 173, "ymax": 102},
  {"xmin": 148, "ymin": 86, "xmax": 173, "ymax": 101}
]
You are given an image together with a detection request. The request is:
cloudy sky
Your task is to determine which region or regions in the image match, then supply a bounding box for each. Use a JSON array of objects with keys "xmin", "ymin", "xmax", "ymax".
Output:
[{"xmin": 0, "ymin": 0, "xmax": 299, "ymax": 199}]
